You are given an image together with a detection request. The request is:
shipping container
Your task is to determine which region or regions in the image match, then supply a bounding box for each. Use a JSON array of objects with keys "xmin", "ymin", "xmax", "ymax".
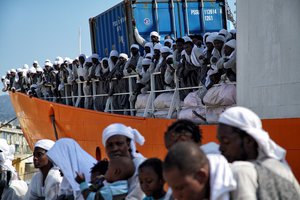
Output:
[{"xmin": 89, "ymin": 0, "xmax": 227, "ymax": 57}]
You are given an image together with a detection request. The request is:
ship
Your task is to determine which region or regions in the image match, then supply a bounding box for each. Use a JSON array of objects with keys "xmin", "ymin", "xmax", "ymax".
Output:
[{"xmin": 9, "ymin": 0, "xmax": 300, "ymax": 182}]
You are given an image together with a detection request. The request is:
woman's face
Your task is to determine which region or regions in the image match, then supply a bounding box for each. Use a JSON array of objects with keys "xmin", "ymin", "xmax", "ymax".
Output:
[
  {"xmin": 105, "ymin": 135, "xmax": 131, "ymax": 159},
  {"xmin": 33, "ymin": 147, "xmax": 50, "ymax": 169}
]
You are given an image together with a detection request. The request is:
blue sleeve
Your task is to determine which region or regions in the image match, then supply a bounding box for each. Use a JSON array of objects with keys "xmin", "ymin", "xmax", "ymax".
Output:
[{"xmin": 79, "ymin": 182, "xmax": 96, "ymax": 200}]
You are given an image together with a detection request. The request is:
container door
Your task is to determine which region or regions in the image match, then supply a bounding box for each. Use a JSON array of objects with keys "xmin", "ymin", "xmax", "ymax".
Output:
[
  {"xmin": 132, "ymin": 1, "xmax": 181, "ymax": 42},
  {"xmin": 180, "ymin": 0, "xmax": 226, "ymax": 36},
  {"xmin": 93, "ymin": 2, "xmax": 129, "ymax": 57}
]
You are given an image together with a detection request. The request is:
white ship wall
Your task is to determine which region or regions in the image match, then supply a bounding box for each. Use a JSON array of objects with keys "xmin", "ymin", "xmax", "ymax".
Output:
[{"xmin": 237, "ymin": 0, "xmax": 300, "ymax": 119}]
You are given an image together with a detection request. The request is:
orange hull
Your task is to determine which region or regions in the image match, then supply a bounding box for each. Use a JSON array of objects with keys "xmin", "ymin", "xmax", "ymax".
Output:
[{"xmin": 9, "ymin": 92, "xmax": 300, "ymax": 181}]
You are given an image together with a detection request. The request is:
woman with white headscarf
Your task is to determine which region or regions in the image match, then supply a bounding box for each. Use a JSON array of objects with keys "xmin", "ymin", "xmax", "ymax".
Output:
[
  {"xmin": 47, "ymin": 138, "xmax": 97, "ymax": 200},
  {"xmin": 24, "ymin": 139, "xmax": 62, "ymax": 200},
  {"xmin": 102, "ymin": 123, "xmax": 146, "ymax": 200}
]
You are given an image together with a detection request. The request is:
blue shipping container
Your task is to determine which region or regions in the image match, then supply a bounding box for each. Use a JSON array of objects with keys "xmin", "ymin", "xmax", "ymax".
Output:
[{"xmin": 90, "ymin": 0, "xmax": 227, "ymax": 57}]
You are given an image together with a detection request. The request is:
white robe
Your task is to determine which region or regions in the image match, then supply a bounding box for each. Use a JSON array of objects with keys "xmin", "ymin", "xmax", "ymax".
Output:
[
  {"xmin": 1, "ymin": 180, "xmax": 28, "ymax": 200},
  {"xmin": 24, "ymin": 167, "xmax": 62, "ymax": 200}
]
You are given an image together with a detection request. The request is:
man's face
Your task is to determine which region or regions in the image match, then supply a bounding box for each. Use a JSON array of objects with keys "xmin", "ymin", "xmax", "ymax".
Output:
[
  {"xmin": 176, "ymin": 42, "xmax": 184, "ymax": 52},
  {"xmin": 184, "ymin": 43, "xmax": 193, "ymax": 55},
  {"xmin": 79, "ymin": 57, "xmax": 85, "ymax": 65},
  {"xmin": 224, "ymin": 45, "xmax": 235, "ymax": 57},
  {"xmin": 105, "ymin": 135, "xmax": 130, "ymax": 159},
  {"xmin": 131, "ymin": 48, "xmax": 139, "ymax": 56},
  {"xmin": 217, "ymin": 123, "xmax": 247, "ymax": 162},
  {"xmin": 33, "ymin": 147, "xmax": 50, "ymax": 168},
  {"xmin": 151, "ymin": 36, "xmax": 159, "ymax": 43},
  {"xmin": 213, "ymin": 40, "xmax": 224, "ymax": 51},
  {"xmin": 163, "ymin": 167, "xmax": 206, "ymax": 200},
  {"xmin": 145, "ymin": 46, "xmax": 151, "ymax": 54},
  {"xmin": 102, "ymin": 60, "xmax": 109, "ymax": 69}
]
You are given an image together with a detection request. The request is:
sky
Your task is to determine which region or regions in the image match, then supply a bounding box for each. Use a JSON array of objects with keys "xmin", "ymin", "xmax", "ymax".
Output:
[
  {"xmin": 0, "ymin": 0, "xmax": 235, "ymax": 96},
  {"xmin": 0, "ymin": 0, "xmax": 122, "ymax": 95}
]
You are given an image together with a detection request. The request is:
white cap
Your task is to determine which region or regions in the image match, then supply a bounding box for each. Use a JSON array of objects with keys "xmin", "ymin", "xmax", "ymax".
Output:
[
  {"xmin": 213, "ymin": 35, "xmax": 226, "ymax": 43},
  {"xmin": 225, "ymin": 39, "xmax": 236, "ymax": 49},
  {"xmin": 29, "ymin": 67, "xmax": 37, "ymax": 74},
  {"xmin": 17, "ymin": 68, "xmax": 23, "ymax": 73},
  {"xmin": 145, "ymin": 53, "xmax": 153, "ymax": 59},
  {"xmin": 150, "ymin": 31, "xmax": 159, "ymax": 38},
  {"xmin": 160, "ymin": 46, "xmax": 171, "ymax": 53},
  {"xmin": 142, "ymin": 58, "xmax": 151, "ymax": 65},
  {"xmin": 145, "ymin": 42, "xmax": 153, "ymax": 48},
  {"xmin": 230, "ymin": 29, "xmax": 236, "ymax": 34},
  {"xmin": 10, "ymin": 69, "xmax": 16, "ymax": 73},
  {"xmin": 36, "ymin": 67, "xmax": 43, "ymax": 72},
  {"xmin": 166, "ymin": 55, "xmax": 173, "ymax": 60},
  {"xmin": 130, "ymin": 44, "xmax": 139, "ymax": 50},
  {"xmin": 91, "ymin": 53, "xmax": 100, "ymax": 60},
  {"xmin": 164, "ymin": 39, "xmax": 173, "ymax": 45},
  {"xmin": 23, "ymin": 64, "xmax": 29, "ymax": 69},
  {"xmin": 33, "ymin": 60, "xmax": 39, "ymax": 64},
  {"xmin": 119, "ymin": 53, "xmax": 128, "ymax": 60},
  {"xmin": 55, "ymin": 56, "xmax": 64, "ymax": 65},
  {"xmin": 219, "ymin": 29, "xmax": 228, "ymax": 36},
  {"xmin": 206, "ymin": 35, "xmax": 215, "ymax": 43},
  {"xmin": 110, "ymin": 50, "xmax": 119, "ymax": 57},
  {"xmin": 34, "ymin": 139, "xmax": 55, "ymax": 151}
]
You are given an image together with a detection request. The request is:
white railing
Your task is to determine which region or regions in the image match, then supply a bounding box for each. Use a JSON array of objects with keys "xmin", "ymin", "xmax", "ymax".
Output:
[{"xmin": 41, "ymin": 71, "xmax": 236, "ymax": 120}]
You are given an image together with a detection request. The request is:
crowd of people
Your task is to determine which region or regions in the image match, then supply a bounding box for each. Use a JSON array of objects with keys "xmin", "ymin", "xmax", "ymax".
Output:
[
  {"xmin": 1, "ymin": 28, "xmax": 236, "ymax": 119},
  {"xmin": 0, "ymin": 106, "xmax": 299, "ymax": 200}
]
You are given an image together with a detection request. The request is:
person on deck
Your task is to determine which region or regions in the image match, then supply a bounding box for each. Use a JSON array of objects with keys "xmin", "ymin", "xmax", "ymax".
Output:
[
  {"xmin": 102, "ymin": 123, "xmax": 146, "ymax": 200},
  {"xmin": 217, "ymin": 106, "xmax": 300, "ymax": 199},
  {"xmin": 132, "ymin": 19, "xmax": 161, "ymax": 47},
  {"xmin": 24, "ymin": 139, "xmax": 62, "ymax": 200},
  {"xmin": 94, "ymin": 57, "xmax": 110, "ymax": 111}
]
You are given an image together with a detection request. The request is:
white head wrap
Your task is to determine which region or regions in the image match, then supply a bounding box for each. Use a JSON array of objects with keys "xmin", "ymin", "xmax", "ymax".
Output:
[
  {"xmin": 142, "ymin": 58, "xmax": 151, "ymax": 65},
  {"xmin": 145, "ymin": 53, "xmax": 153, "ymax": 59},
  {"xmin": 78, "ymin": 54, "xmax": 86, "ymax": 59},
  {"xmin": 166, "ymin": 55, "xmax": 173, "ymax": 60},
  {"xmin": 55, "ymin": 56, "xmax": 64, "ymax": 65},
  {"xmin": 229, "ymin": 29, "xmax": 236, "ymax": 34},
  {"xmin": 84, "ymin": 57, "xmax": 92, "ymax": 64},
  {"xmin": 91, "ymin": 53, "xmax": 99, "ymax": 60},
  {"xmin": 130, "ymin": 44, "xmax": 139, "ymax": 50},
  {"xmin": 164, "ymin": 39, "xmax": 173, "ymax": 45},
  {"xmin": 110, "ymin": 50, "xmax": 119, "ymax": 57},
  {"xmin": 154, "ymin": 43, "xmax": 162, "ymax": 50},
  {"xmin": 214, "ymin": 35, "xmax": 226, "ymax": 43},
  {"xmin": 36, "ymin": 67, "xmax": 43, "ymax": 73},
  {"xmin": 47, "ymin": 138, "xmax": 96, "ymax": 199},
  {"xmin": 102, "ymin": 123, "xmax": 145, "ymax": 157},
  {"xmin": 218, "ymin": 106, "xmax": 286, "ymax": 161},
  {"xmin": 10, "ymin": 69, "xmax": 16, "ymax": 74},
  {"xmin": 23, "ymin": 64, "xmax": 29, "ymax": 69},
  {"xmin": 34, "ymin": 139, "xmax": 55, "ymax": 151},
  {"xmin": 17, "ymin": 68, "xmax": 23, "ymax": 73},
  {"xmin": 160, "ymin": 46, "xmax": 171, "ymax": 53},
  {"xmin": 29, "ymin": 67, "xmax": 37, "ymax": 74},
  {"xmin": 219, "ymin": 29, "xmax": 228, "ymax": 36},
  {"xmin": 33, "ymin": 61, "xmax": 39, "ymax": 64},
  {"xmin": 150, "ymin": 31, "xmax": 160, "ymax": 38},
  {"xmin": 225, "ymin": 39, "xmax": 236, "ymax": 49},
  {"xmin": 206, "ymin": 35, "xmax": 215, "ymax": 44},
  {"xmin": 145, "ymin": 42, "xmax": 153, "ymax": 48},
  {"xmin": 119, "ymin": 53, "xmax": 128, "ymax": 60}
]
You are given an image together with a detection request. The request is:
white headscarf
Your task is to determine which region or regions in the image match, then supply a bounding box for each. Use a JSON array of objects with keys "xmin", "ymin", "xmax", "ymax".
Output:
[
  {"xmin": 218, "ymin": 106, "xmax": 286, "ymax": 161},
  {"xmin": 102, "ymin": 123, "xmax": 145, "ymax": 158},
  {"xmin": 207, "ymin": 154, "xmax": 237, "ymax": 200},
  {"xmin": 47, "ymin": 138, "xmax": 97, "ymax": 199},
  {"xmin": 34, "ymin": 139, "xmax": 55, "ymax": 151}
]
